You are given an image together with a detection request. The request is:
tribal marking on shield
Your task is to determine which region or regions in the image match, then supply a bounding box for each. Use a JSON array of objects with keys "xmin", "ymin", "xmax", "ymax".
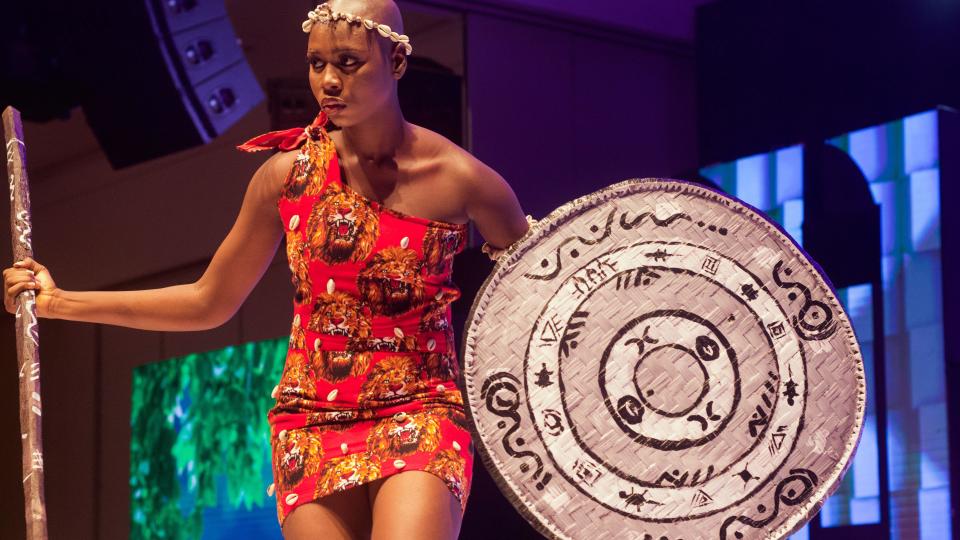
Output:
[{"xmin": 462, "ymin": 179, "xmax": 865, "ymax": 540}]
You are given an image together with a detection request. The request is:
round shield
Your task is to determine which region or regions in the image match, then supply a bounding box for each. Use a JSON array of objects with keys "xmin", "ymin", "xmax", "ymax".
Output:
[{"xmin": 460, "ymin": 178, "xmax": 865, "ymax": 539}]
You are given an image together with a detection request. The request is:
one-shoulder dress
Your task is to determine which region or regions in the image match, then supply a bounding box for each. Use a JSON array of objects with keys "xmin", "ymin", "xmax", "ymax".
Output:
[{"xmin": 239, "ymin": 112, "xmax": 475, "ymax": 527}]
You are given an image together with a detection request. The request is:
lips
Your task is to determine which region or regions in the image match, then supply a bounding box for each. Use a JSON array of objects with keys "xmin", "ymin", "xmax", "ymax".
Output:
[{"xmin": 322, "ymin": 100, "xmax": 346, "ymax": 113}]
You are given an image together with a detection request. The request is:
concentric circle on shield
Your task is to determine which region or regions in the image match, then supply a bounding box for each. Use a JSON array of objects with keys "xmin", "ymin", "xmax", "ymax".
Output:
[{"xmin": 599, "ymin": 309, "xmax": 740, "ymax": 450}]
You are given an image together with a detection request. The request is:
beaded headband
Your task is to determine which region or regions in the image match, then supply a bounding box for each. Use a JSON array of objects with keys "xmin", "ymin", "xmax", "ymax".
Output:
[{"xmin": 302, "ymin": 3, "xmax": 413, "ymax": 56}]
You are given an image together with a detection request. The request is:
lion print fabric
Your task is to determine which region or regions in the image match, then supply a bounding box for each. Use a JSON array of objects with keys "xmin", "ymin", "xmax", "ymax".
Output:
[{"xmin": 265, "ymin": 122, "xmax": 474, "ymax": 528}]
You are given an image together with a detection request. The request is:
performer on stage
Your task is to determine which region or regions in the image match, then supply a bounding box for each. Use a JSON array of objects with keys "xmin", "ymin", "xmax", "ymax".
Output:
[{"xmin": 3, "ymin": 1, "xmax": 531, "ymax": 538}]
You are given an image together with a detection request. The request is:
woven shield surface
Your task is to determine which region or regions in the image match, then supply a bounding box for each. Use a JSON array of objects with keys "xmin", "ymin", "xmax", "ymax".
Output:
[{"xmin": 461, "ymin": 179, "xmax": 866, "ymax": 540}]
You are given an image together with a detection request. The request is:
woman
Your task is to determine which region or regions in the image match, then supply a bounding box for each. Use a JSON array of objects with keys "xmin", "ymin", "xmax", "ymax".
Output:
[{"xmin": 2, "ymin": 1, "xmax": 531, "ymax": 538}]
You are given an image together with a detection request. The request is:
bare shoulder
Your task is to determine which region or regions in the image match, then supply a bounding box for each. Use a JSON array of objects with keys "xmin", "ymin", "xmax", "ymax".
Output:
[
  {"xmin": 249, "ymin": 149, "xmax": 298, "ymax": 204},
  {"xmin": 410, "ymin": 124, "xmax": 508, "ymax": 195}
]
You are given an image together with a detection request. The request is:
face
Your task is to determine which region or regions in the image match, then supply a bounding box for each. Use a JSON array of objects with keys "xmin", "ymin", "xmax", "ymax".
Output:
[{"xmin": 306, "ymin": 20, "xmax": 405, "ymax": 127}]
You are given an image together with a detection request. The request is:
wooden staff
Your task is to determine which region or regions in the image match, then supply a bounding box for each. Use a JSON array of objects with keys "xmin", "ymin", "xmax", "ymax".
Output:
[{"xmin": 4, "ymin": 106, "xmax": 48, "ymax": 539}]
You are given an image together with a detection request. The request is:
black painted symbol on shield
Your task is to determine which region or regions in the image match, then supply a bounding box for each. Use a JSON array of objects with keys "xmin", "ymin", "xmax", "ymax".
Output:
[
  {"xmin": 616, "ymin": 267, "xmax": 661, "ymax": 290},
  {"xmin": 773, "ymin": 260, "xmax": 839, "ymax": 341},
  {"xmin": 748, "ymin": 404, "xmax": 769, "ymax": 438},
  {"xmin": 734, "ymin": 464, "xmax": 759, "ymax": 486},
  {"xmin": 626, "ymin": 326, "xmax": 659, "ymax": 355},
  {"xmin": 538, "ymin": 314, "xmax": 563, "ymax": 346},
  {"xmin": 560, "ymin": 311, "xmax": 588, "ymax": 359},
  {"xmin": 750, "ymin": 370, "xmax": 778, "ymax": 439},
  {"xmin": 616, "ymin": 395, "xmax": 645, "ymax": 425},
  {"xmin": 573, "ymin": 458, "xmax": 602, "ymax": 486},
  {"xmin": 768, "ymin": 425, "xmax": 788, "ymax": 455},
  {"xmin": 784, "ymin": 365, "xmax": 799, "ymax": 406},
  {"xmin": 657, "ymin": 465, "xmax": 714, "ymax": 487},
  {"xmin": 766, "ymin": 321, "xmax": 786, "ymax": 340},
  {"xmin": 701, "ymin": 255, "xmax": 720, "ymax": 275},
  {"xmin": 535, "ymin": 363, "xmax": 554, "ymax": 387},
  {"xmin": 695, "ymin": 335, "xmax": 720, "ymax": 361},
  {"xmin": 645, "ymin": 249, "xmax": 671, "ymax": 262},
  {"xmin": 619, "ymin": 487, "xmax": 663, "ymax": 509},
  {"xmin": 739, "ymin": 283, "xmax": 759, "ymax": 301},
  {"xmin": 719, "ymin": 469, "xmax": 818, "ymax": 540},
  {"xmin": 687, "ymin": 401, "xmax": 722, "ymax": 431},
  {"xmin": 692, "ymin": 489, "xmax": 714, "ymax": 508},
  {"xmin": 543, "ymin": 408, "xmax": 564, "ymax": 436}
]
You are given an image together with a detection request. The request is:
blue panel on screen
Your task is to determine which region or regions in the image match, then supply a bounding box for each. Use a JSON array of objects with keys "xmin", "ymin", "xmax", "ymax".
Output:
[
  {"xmin": 853, "ymin": 415, "xmax": 880, "ymax": 497},
  {"xmin": 848, "ymin": 125, "xmax": 889, "ymax": 182},
  {"xmin": 909, "ymin": 169, "xmax": 941, "ymax": 252},
  {"xmin": 909, "ymin": 325, "xmax": 946, "ymax": 409},
  {"xmin": 904, "ymin": 111, "xmax": 938, "ymax": 174},
  {"xmin": 788, "ymin": 523, "xmax": 810, "ymax": 539},
  {"xmin": 903, "ymin": 252, "xmax": 943, "ymax": 328},
  {"xmin": 782, "ymin": 198, "xmax": 804, "ymax": 246},
  {"xmin": 734, "ymin": 153, "xmax": 771, "ymax": 209},
  {"xmin": 869, "ymin": 181, "xmax": 900, "ymax": 256},
  {"xmin": 775, "ymin": 145, "xmax": 803, "ymax": 203},
  {"xmin": 919, "ymin": 487, "xmax": 952, "ymax": 540},
  {"xmin": 845, "ymin": 284, "xmax": 874, "ymax": 342}
]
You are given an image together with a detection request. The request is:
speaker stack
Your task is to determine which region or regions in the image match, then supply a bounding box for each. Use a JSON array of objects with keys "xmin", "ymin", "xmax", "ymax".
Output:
[{"xmin": 81, "ymin": 0, "xmax": 263, "ymax": 168}]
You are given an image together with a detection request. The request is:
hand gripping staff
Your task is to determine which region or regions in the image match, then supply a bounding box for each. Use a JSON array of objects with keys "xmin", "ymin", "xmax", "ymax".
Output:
[{"xmin": 4, "ymin": 106, "xmax": 48, "ymax": 540}]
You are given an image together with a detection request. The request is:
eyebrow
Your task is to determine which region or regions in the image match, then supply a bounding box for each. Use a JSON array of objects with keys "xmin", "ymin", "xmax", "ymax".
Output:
[{"xmin": 307, "ymin": 47, "xmax": 365, "ymax": 54}]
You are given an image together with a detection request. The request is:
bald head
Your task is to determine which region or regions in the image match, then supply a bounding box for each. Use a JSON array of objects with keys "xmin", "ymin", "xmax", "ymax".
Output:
[{"xmin": 327, "ymin": 0, "xmax": 404, "ymax": 34}]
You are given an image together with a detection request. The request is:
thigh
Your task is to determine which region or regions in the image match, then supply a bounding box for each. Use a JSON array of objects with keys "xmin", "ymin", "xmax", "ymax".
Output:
[
  {"xmin": 282, "ymin": 485, "xmax": 373, "ymax": 540},
  {"xmin": 368, "ymin": 471, "xmax": 463, "ymax": 540}
]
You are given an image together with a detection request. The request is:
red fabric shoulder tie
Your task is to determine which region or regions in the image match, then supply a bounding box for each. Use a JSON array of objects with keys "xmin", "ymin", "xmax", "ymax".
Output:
[{"xmin": 236, "ymin": 112, "xmax": 329, "ymax": 153}]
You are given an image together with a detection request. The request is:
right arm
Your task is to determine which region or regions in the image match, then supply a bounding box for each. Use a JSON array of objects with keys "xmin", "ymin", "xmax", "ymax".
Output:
[{"xmin": 4, "ymin": 150, "xmax": 297, "ymax": 331}]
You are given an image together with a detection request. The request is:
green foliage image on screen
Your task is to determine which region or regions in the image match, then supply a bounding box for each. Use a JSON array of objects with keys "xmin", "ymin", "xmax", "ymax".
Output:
[{"xmin": 129, "ymin": 337, "xmax": 287, "ymax": 539}]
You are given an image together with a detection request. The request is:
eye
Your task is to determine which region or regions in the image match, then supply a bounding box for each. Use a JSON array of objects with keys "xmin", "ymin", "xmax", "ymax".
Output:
[
  {"xmin": 340, "ymin": 55, "xmax": 359, "ymax": 67},
  {"xmin": 307, "ymin": 56, "xmax": 326, "ymax": 71}
]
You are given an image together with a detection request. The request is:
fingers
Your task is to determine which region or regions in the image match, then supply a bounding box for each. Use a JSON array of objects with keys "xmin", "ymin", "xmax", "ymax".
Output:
[{"xmin": 12, "ymin": 257, "xmax": 38, "ymax": 271}]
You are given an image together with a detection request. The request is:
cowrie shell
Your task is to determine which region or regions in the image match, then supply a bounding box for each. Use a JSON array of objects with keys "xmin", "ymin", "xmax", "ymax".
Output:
[
  {"xmin": 393, "ymin": 411, "xmax": 408, "ymax": 423},
  {"xmin": 288, "ymin": 215, "xmax": 300, "ymax": 230},
  {"xmin": 327, "ymin": 389, "xmax": 339, "ymax": 401},
  {"xmin": 279, "ymin": 430, "xmax": 287, "ymax": 441},
  {"xmin": 326, "ymin": 278, "xmax": 335, "ymax": 294},
  {"xmin": 266, "ymin": 483, "xmax": 276, "ymax": 497},
  {"xmin": 293, "ymin": 314, "xmax": 301, "ymax": 327},
  {"xmin": 394, "ymin": 327, "xmax": 404, "ymax": 339},
  {"xmin": 435, "ymin": 290, "xmax": 444, "ymax": 301},
  {"xmin": 427, "ymin": 338, "xmax": 436, "ymax": 351},
  {"xmin": 436, "ymin": 384, "xmax": 446, "ymax": 392},
  {"xmin": 314, "ymin": 338, "xmax": 322, "ymax": 351},
  {"xmin": 393, "ymin": 459, "xmax": 406, "ymax": 469},
  {"xmin": 340, "ymin": 442, "xmax": 349, "ymax": 454},
  {"xmin": 271, "ymin": 385, "xmax": 279, "ymax": 399},
  {"xmin": 453, "ymin": 441, "xmax": 462, "ymax": 452},
  {"xmin": 285, "ymin": 493, "xmax": 299, "ymax": 505},
  {"xmin": 400, "ymin": 236, "xmax": 410, "ymax": 249}
]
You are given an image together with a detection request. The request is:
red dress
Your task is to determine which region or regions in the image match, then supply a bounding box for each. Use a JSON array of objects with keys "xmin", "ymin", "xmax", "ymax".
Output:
[{"xmin": 239, "ymin": 113, "xmax": 475, "ymax": 527}]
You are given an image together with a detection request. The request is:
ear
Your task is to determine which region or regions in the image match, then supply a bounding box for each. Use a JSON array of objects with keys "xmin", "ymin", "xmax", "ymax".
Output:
[{"xmin": 391, "ymin": 44, "xmax": 408, "ymax": 79}]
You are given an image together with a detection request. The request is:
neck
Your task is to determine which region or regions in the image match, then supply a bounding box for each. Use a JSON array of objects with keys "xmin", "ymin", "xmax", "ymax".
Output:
[{"xmin": 340, "ymin": 95, "xmax": 408, "ymax": 163}]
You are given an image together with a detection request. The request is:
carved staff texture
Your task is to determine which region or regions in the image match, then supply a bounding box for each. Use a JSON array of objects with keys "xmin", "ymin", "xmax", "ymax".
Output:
[{"xmin": 4, "ymin": 106, "xmax": 48, "ymax": 540}]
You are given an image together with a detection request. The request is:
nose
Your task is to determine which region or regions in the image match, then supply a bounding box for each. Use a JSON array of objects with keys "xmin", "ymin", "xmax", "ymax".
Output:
[{"xmin": 322, "ymin": 67, "xmax": 342, "ymax": 94}]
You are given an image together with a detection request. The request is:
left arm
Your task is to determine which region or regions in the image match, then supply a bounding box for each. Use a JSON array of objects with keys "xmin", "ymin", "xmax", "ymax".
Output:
[{"xmin": 460, "ymin": 155, "xmax": 531, "ymax": 251}]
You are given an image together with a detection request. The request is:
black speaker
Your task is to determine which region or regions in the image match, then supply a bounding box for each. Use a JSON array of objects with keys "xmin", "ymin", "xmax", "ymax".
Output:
[{"xmin": 80, "ymin": 0, "xmax": 264, "ymax": 168}]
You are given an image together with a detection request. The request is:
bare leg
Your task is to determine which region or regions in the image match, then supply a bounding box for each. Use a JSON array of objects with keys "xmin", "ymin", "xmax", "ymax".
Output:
[
  {"xmin": 282, "ymin": 484, "xmax": 373, "ymax": 540},
  {"xmin": 368, "ymin": 471, "xmax": 463, "ymax": 540}
]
